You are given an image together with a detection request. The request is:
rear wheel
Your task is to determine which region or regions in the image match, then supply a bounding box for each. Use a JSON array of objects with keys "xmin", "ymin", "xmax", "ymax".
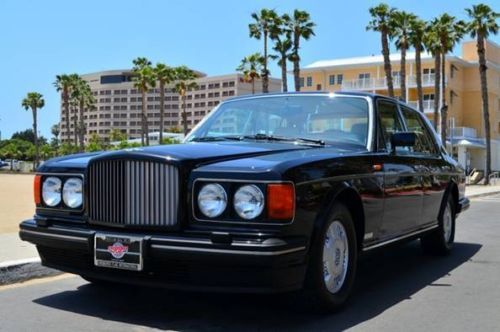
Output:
[
  {"xmin": 421, "ymin": 196, "xmax": 455, "ymax": 255},
  {"xmin": 303, "ymin": 203, "xmax": 358, "ymax": 312}
]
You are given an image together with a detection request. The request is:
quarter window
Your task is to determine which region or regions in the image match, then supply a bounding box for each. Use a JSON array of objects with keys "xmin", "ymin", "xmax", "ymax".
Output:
[
  {"xmin": 377, "ymin": 100, "xmax": 405, "ymax": 152},
  {"xmin": 400, "ymin": 106, "xmax": 437, "ymax": 155}
]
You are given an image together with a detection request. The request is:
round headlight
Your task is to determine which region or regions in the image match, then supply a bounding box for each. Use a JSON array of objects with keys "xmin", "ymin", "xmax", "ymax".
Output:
[
  {"xmin": 198, "ymin": 183, "xmax": 227, "ymax": 218},
  {"xmin": 42, "ymin": 177, "xmax": 62, "ymax": 207},
  {"xmin": 63, "ymin": 177, "xmax": 83, "ymax": 208},
  {"xmin": 234, "ymin": 185, "xmax": 265, "ymax": 220}
]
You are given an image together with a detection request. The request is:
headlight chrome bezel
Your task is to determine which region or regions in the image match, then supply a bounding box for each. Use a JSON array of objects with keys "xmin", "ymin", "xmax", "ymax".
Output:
[{"xmin": 38, "ymin": 173, "xmax": 85, "ymax": 211}]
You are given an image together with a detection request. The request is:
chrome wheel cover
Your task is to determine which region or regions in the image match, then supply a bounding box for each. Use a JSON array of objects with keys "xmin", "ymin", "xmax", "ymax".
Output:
[
  {"xmin": 323, "ymin": 220, "xmax": 349, "ymax": 294},
  {"xmin": 443, "ymin": 202, "xmax": 453, "ymax": 243}
]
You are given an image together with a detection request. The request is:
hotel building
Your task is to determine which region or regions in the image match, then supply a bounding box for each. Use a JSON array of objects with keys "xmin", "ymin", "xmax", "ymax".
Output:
[
  {"xmin": 299, "ymin": 40, "xmax": 500, "ymax": 172},
  {"xmin": 60, "ymin": 71, "xmax": 281, "ymax": 143}
]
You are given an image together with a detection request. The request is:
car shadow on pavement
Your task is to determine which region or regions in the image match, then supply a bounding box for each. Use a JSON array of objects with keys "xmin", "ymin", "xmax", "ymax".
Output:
[{"xmin": 33, "ymin": 241, "xmax": 481, "ymax": 331}]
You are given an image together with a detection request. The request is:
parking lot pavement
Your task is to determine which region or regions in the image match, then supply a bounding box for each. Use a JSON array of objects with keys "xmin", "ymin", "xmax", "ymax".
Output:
[{"xmin": 0, "ymin": 194, "xmax": 499, "ymax": 332}]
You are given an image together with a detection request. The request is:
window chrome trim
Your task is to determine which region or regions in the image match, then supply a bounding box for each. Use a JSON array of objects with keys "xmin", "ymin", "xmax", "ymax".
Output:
[
  {"xmin": 192, "ymin": 178, "xmax": 296, "ymax": 225},
  {"xmin": 36, "ymin": 172, "xmax": 85, "ymax": 213}
]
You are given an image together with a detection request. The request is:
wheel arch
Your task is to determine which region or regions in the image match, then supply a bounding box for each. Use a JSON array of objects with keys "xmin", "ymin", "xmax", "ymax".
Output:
[{"xmin": 440, "ymin": 180, "xmax": 459, "ymax": 218}]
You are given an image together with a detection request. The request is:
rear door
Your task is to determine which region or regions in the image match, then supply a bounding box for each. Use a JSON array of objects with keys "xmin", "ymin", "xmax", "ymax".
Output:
[{"xmin": 377, "ymin": 99, "xmax": 423, "ymax": 239}]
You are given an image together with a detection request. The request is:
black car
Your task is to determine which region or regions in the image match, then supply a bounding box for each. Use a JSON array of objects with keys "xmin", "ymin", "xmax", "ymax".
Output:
[{"xmin": 20, "ymin": 92, "xmax": 469, "ymax": 310}]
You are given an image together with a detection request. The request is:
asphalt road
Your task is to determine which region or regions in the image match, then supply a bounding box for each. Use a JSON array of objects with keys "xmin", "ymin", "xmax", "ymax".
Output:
[{"xmin": 1, "ymin": 195, "xmax": 499, "ymax": 332}]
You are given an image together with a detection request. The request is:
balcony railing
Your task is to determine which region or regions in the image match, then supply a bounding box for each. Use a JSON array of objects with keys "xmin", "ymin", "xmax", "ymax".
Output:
[
  {"xmin": 407, "ymin": 100, "xmax": 435, "ymax": 113},
  {"xmin": 451, "ymin": 127, "xmax": 477, "ymax": 138},
  {"xmin": 341, "ymin": 74, "xmax": 437, "ymax": 91}
]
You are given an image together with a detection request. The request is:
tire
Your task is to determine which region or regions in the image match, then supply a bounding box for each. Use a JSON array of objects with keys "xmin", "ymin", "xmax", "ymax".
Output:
[
  {"xmin": 302, "ymin": 202, "xmax": 358, "ymax": 312},
  {"xmin": 421, "ymin": 195, "xmax": 455, "ymax": 255}
]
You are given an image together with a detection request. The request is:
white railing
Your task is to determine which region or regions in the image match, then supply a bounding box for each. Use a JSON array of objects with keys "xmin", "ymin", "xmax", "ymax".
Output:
[
  {"xmin": 341, "ymin": 73, "xmax": 437, "ymax": 91},
  {"xmin": 451, "ymin": 127, "xmax": 477, "ymax": 138},
  {"xmin": 407, "ymin": 100, "xmax": 434, "ymax": 113}
]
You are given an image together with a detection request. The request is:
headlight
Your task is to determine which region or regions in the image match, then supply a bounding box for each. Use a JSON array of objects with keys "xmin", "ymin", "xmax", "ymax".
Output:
[
  {"xmin": 63, "ymin": 177, "xmax": 83, "ymax": 208},
  {"xmin": 42, "ymin": 177, "xmax": 62, "ymax": 207},
  {"xmin": 198, "ymin": 183, "xmax": 227, "ymax": 218},
  {"xmin": 233, "ymin": 185, "xmax": 264, "ymax": 220}
]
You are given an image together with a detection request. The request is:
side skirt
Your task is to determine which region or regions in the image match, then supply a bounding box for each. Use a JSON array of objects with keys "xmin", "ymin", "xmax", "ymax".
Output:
[{"xmin": 362, "ymin": 224, "xmax": 438, "ymax": 252}]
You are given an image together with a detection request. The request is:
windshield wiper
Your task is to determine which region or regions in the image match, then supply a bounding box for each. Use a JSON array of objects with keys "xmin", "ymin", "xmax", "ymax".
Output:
[
  {"xmin": 190, "ymin": 136, "xmax": 242, "ymax": 142},
  {"xmin": 242, "ymin": 134, "xmax": 325, "ymax": 146}
]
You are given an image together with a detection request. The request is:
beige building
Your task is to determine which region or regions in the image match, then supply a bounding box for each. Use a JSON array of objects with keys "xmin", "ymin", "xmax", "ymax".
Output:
[
  {"xmin": 60, "ymin": 71, "xmax": 281, "ymax": 142},
  {"xmin": 299, "ymin": 40, "xmax": 500, "ymax": 172}
]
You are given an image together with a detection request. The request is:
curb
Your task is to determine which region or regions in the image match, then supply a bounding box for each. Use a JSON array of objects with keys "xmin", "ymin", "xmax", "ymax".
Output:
[
  {"xmin": 0, "ymin": 257, "xmax": 61, "ymax": 286},
  {"xmin": 467, "ymin": 190, "xmax": 500, "ymax": 199}
]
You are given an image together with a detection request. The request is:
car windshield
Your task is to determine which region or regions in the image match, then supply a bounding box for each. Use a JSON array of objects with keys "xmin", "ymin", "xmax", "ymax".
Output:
[{"xmin": 186, "ymin": 95, "xmax": 370, "ymax": 147}]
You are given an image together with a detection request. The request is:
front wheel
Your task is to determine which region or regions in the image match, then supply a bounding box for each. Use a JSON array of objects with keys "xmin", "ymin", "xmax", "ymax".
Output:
[
  {"xmin": 303, "ymin": 203, "xmax": 358, "ymax": 312},
  {"xmin": 421, "ymin": 196, "xmax": 455, "ymax": 255}
]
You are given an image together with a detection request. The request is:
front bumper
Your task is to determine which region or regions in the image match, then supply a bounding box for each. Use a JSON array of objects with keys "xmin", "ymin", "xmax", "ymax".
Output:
[{"xmin": 19, "ymin": 219, "xmax": 308, "ymax": 293}]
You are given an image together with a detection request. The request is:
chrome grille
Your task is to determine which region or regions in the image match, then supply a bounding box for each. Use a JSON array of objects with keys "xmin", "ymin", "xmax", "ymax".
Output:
[{"xmin": 89, "ymin": 160, "xmax": 179, "ymax": 227}]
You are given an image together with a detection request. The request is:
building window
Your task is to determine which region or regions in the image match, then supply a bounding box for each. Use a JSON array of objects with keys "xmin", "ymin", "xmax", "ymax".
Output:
[
  {"xmin": 306, "ymin": 76, "xmax": 312, "ymax": 87},
  {"xmin": 337, "ymin": 74, "xmax": 343, "ymax": 85},
  {"xmin": 329, "ymin": 75, "xmax": 335, "ymax": 85},
  {"xmin": 316, "ymin": 84, "xmax": 322, "ymax": 91},
  {"xmin": 299, "ymin": 77, "xmax": 305, "ymax": 87},
  {"xmin": 358, "ymin": 73, "xmax": 370, "ymax": 80}
]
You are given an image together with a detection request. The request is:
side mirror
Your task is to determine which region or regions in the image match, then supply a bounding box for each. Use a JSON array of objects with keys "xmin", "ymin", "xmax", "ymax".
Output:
[{"xmin": 390, "ymin": 132, "xmax": 416, "ymax": 153}]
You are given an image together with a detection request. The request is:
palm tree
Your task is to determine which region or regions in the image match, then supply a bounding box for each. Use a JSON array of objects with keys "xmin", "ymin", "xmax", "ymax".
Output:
[
  {"xmin": 21, "ymin": 92, "xmax": 44, "ymax": 169},
  {"xmin": 409, "ymin": 17, "xmax": 427, "ymax": 112},
  {"xmin": 287, "ymin": 10, "xmax": 315, "ymax": 92},
  {"xmin": 434, "ymin": 14, "xmax": 466, "ymax": 144},
  {"xmin": 236, "ymin": 53, "xmax": 264, "ymax": 94},
  {"xmin": 132, "ymin": 57, "xmax": 155, "ymax": 146},
  {"xmin": 154, "ymin": 63, "xmax": 175, "ymax": 144},
  {"xmin": 424, "ymin": 23, "xmax": 442, "ymax": 131},
  {"xmin": 54, "ymin": 74, "xmax": 75, "ymax": 143},
  {"xmin": 173, "ymin": 66, "xmax": 198, "ymax": 135},
  {"xmin": 71, "ymin": 76, "xmax": 95, "ymax": 151},
  {"xmin": 390, "ymin": 10, "xmax": 416, "ymax": 102},
  {"xmin": 466, "ymin": 4, "xmax": 499, "ymax": 185},
  {"xmin": 270, "ymin": 14, "xmax": 292, "ymax": 92},
  {"xmin": 249, "ymin": 9, "xmax": 279, "ymax": 93},
  {"xmin": 367, "ymin": 3, "xmax": 396, "ymax": 97}
]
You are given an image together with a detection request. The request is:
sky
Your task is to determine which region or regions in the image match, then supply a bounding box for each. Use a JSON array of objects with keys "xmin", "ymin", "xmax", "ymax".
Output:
[{"xmin": 0, "ymin": 0, "xmax": 498, "ymax": 140}]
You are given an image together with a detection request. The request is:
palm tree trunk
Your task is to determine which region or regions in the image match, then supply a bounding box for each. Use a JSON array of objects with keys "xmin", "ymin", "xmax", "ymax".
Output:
[
  {"xmin": 73, "ymin": 110, "xmax": 78, "ymax": 145},
  {"xmin": 477, "ymin": 35, "xmax": 491, "ymax": 184},
  {"xmin": 433, "ymin": 51, "xmax": 441, "ymax": 131},
  {"xmin": 251, "ymin": 78, "xmax": 255, "ymax": 95},
  {"xmin": 64, "ymin": 89, "xmax": 71, "ymax": 143},
  {"xmin": 440, "ymin": 52, "xmax": 448, "ymax": 146},
  {"xmin": 182, "ymin": 95, "xmax": 188, "ymax": 135},
  {"xmin": 159, "ymin": 81, "xmax": 165, "ymax": 144},
  {"xmin": 79, "ymin": 99, "xmax": 85, "ymax": 152},
  {"xmin": 400, "ymin": 47, "xmax": 407, "ymax": 102},
  {"xmin": 141, "ymin": 90, "xmax": 147, "ymax": 146},
  {"xmin": 281, "ymin": 54, "xmax": 288, "ymax": 92},
  {"xmin": 381, "ymin": 30, "xmax": 394, "ymax": 97},
  {"xmin": 32, "ymin": 108, "xmax": 38, "ymax": 170},
  {"xmin": 293, "ymin": 31, "xmax": 301, "ymax": 92},
  {"xmin": 263, "ymin": 31, "xmax": 269, "ymax": 93},
  {"xmin": 415, "ymin": 44, "xmax": 424, "ymax": 113}
]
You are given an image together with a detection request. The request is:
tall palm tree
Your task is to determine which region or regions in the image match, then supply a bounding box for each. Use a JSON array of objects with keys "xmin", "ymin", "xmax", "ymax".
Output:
[
  {"xmin": 409, "ymin": 17, "xmax": 427, "ymax": 112},
  {"xmin": 390, "ymin": 10, "xmax": 416, "ymax": 102},
  {"xmin": 236, "ymin": 53, "xmax": 264, "ymax": 94},
  {"xmin": 270, "ymin": 14, "xmax": 292, "ymax": 92},
  {"xmin": 367, "ymin": 3, "xmax": 396, "ymax": 97},
  {"xmin": 173, "ymin": 66, "xmax": 198, "ymax": 135},
  {"xmin": 434, "ymin": 14, "xmax": 466, "ymax": 144},
  {"xmin": 132, "ymin": 57, "xmax": 155, "ymax": 146},
  {"xmin": 21, "ymin": 92, "xmax": 44, "ymax": 169},
  {"xmin": 154, "ymin": 63, "xmax": 175, "ymax": 144},
  {"xmin": 424, "ymin": 23, "xmax": 442, "ymax": 131},
  {"xmin": 54, "ymin": 74, "xmax": 75, "ymax": 143},
  {"xmin": 249, "ymin": 9, "xmax": 279, "ymax": 93},
  {"xmin": 71, "ymin": 76, "xmax": 95, "ymax": 151},
  {"xmin": 466, "ymin": 4, "xmax": 499, "ymax": 185},
  {"xmin": 287, "ymin": 10, "xmax": 315, "ymax": 92}
]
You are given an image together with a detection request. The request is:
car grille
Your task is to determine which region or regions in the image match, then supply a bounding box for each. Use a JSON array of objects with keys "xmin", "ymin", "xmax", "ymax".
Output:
[{"xmin": 88, "ymin": 159, "xmax": 179, "ymax": 227}]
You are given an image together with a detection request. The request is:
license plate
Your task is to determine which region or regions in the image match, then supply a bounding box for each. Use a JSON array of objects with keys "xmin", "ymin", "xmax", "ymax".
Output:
[{"xmin": 94, "ymin": 234, "xmax": 144, "ymax": 271}]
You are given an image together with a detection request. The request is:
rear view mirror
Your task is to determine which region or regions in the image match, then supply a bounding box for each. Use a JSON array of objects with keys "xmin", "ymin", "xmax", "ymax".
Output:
[{"xmin": 391, "ymin": 132, "xmax": 416, "ymax": 152}]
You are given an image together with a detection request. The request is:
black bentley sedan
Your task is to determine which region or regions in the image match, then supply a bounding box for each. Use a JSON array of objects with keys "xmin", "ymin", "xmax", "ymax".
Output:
[{"xmin": 20, "ymin": 92, "xmax": 469, "ymax": 310}]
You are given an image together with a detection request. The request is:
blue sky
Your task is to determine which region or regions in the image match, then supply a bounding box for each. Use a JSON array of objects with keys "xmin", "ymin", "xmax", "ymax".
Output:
[{"xmin": 0, "ymin": 0, "xmax": 498, "ymax": 139}]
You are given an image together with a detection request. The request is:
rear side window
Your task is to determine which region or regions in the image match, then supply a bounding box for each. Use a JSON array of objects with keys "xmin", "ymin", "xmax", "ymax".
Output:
[
  {"xmin": 377, "ymin": 100, "xmax": 405, "ymax": 152},
  {"xmin": 400, "ymin": 106, "xmax": 437, "ymax": 156}
]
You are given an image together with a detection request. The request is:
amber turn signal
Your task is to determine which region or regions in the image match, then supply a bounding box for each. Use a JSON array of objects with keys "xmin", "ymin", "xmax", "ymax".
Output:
[
  {"xmin": 34, "ymin": 175, "xmax": 41, "ymax": 205},
  {"xmin": 267, "ymin": 183, "xmax": 295, "ymax": 220}
]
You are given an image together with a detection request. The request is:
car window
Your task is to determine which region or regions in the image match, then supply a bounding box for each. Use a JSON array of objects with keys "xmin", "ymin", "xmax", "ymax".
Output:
[
  {"xmin": 400, "ymin": 106, "xmax": 438, "ymax": 156},
  {"xmin": 377, "ymin": 100, "xmax": 406, "ymax": 152}
]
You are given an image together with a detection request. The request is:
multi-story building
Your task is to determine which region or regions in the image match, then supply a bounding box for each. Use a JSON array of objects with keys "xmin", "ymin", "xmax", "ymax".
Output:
[
  {"xmin": 299, "ymin": 40, "xmax": 500, "ymax": 172},
  {"xmin": 60, "ymin": 71, "xmax": 281, "ymax": 143}
]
